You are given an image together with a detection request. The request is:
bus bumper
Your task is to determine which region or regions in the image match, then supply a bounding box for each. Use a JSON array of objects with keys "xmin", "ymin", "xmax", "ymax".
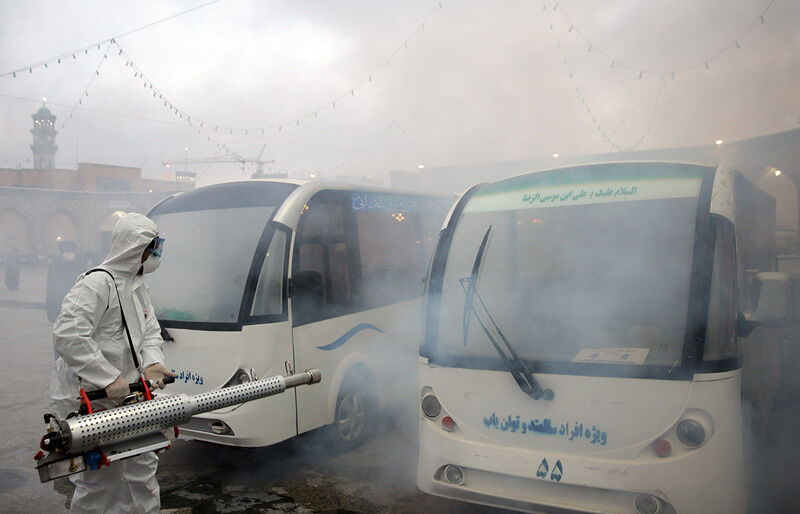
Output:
[
  {"xmin": 419, "ymin": 460, "xmax": 675, "ymax": 514},
  {"xmin": 417, "ymin": 419, "xmax": 745, "ymax": 514},
  {"xmin": 175, "ymin": 400, "xmax": 297, "ymax": 448}
]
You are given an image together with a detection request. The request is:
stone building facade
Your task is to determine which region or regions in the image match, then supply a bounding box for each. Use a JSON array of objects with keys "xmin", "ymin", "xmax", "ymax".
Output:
[
  {"xmin": 0, "ymin": 187, "xmax": 181, "ymax": 261},
  {"xmin": 0, "ymin": 102, "xmax": 192, "ymax": 262}
]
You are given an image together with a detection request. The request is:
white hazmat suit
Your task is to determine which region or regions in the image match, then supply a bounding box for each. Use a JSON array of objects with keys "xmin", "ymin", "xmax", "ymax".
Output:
[{"xmin": 50, "ymin": 213, "xmax": 168, "ymax": 514}]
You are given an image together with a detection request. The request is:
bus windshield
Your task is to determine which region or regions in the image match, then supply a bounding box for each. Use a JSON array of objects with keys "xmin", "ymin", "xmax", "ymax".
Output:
[
  {"xmin": 432, "ymin": 163, "xmax": 707, "ymax": 372},
  {"xmin": 148, "ymin": 182, "xmax": 297, "ymax": 325}
]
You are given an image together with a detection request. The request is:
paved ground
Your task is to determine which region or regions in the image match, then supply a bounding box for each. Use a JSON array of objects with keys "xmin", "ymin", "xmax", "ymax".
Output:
[{"xmin": 0, "ymin": 269, "xmax": 65, "ymax": 512}]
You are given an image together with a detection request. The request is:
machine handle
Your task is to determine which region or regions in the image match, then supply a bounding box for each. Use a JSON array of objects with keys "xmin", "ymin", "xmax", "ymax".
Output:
[{"xmin": 84, "ymin": 377, "xmax": 175, "ymax": 401}]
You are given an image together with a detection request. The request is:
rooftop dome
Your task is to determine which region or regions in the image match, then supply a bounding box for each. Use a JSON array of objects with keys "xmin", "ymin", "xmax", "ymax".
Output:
[{"xmin": 35, "ymin": 102, "xmax": 53, "ymax": 117}]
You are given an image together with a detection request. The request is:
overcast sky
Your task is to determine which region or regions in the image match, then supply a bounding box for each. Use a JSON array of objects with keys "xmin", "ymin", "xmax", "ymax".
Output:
[{"xmin": 1, "ymin": 0, "xmax": 798, "ymax": 186}]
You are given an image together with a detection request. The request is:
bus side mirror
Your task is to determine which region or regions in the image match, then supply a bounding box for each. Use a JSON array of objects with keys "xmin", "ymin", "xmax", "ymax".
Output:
[
  {"xmin": 290, "ymin": 270, "xmax": 323, "ymax": 324},
  {"xmin": 743, "ymin": 272, "xmax": 792, "ymax": 327}
]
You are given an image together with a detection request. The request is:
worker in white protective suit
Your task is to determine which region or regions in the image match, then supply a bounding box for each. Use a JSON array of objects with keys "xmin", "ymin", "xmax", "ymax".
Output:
[{"xmin": 50, "ymin": 212, "xmax": 176, "ymax": 514}]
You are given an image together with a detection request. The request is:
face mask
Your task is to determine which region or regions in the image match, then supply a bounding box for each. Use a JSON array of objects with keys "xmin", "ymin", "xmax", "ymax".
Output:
[
  {"xmin": 142, "ymin": 254, "xmax": 161, "ymax": 274},
  {"xmin": 62, "ymin": 252, "xmax": 76, "ymax": 262}
]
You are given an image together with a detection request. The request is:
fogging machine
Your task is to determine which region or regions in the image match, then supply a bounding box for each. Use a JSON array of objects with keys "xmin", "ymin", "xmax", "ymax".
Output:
[{"xmin": 34, "ymin": 369, "xmax": 322, "ymax": 483}]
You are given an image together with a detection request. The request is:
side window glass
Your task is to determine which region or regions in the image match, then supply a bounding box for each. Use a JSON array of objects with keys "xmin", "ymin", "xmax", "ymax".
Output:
[
  {"xmin": 352, "ymin": 194, "xmax": 447, "ymax": 309},
  {"xmin": 356, "ymin": 208, "xmax": 424, "ymax": 308},
  {"xmin": 329, "ymin": 242, "xmax": 353, "ymax": 305},
  {"xmin": 297, "ymin": 243, "xmax": 325, "ymax": 278},
  {"xmin": 301, "ymin": 200, "xmax": 345, "ymax": 239},
  {"xmin": 250, "ymin": 229, "xmax": 288, "ymax": 317},
  {"xmin": 704, "ymin": 219, "xmax": 738, "ymax": 361},
  {"xmin": 293, "ymin": 192, "xmax": 359, "ymax": 324}
]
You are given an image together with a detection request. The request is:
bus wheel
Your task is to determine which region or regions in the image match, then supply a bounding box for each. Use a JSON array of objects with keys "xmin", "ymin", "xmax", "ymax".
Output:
[{"xmin": 334, "ymin": 379, "xmax": 374, "ymax": 449}]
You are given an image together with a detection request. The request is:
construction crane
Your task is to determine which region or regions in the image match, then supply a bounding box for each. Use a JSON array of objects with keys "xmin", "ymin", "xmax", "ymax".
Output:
[{"xmin": 162, "ymin": 144, "xmax": 282, "ymax": 179}]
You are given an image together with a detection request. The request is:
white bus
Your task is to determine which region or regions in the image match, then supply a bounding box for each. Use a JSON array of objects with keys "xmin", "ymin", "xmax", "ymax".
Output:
[
  {"xmin": 147, "ymin": 180, "xmax": 448, "ymax": 448},
  {"xmin": 417, "ymin": 162, "xmax": 791, "ymax": 513}
]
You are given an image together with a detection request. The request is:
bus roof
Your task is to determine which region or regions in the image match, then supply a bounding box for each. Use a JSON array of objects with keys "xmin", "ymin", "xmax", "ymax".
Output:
[
  {"xmin": 248, "ymin": 178, "xmax": 309, "ymax": 186},
  {"xmin": 287, "ymin": 179, "xmax": 443, "ymax": 198},
  {"xmin": 187, "ymin": 178, "xmax": 443, "ymax": 198},
  {"xmin": 148, "ymin": 179, "xmax": 450, "ymax": 232},
  {"xmin": 486, "ymin": 160, "xmax": 716, "ymax": 186}
]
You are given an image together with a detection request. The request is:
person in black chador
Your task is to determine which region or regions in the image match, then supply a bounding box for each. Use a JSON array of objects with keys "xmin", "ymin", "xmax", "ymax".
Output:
[
  {"xmin": 4, "ymin": 247, "xmax": 20, "ymax": 291},
  {"xmin": 46, "ymin": 241, "xmax": 86, "ymax": 323}
]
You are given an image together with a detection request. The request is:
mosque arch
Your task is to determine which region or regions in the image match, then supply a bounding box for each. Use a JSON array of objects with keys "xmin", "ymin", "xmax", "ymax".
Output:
[
  {"xmin": 0, "ymin": 208, "xmax": 32, "ymax": 255},
  {"xmin": 44, "ymin": 210, "xmax": 78, "ymax": 254}
]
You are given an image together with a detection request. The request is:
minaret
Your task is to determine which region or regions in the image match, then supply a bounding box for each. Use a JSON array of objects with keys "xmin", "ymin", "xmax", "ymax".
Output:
[{"xmin": 31, "ymin": 99, "xmax": 57, "ymax": 170}]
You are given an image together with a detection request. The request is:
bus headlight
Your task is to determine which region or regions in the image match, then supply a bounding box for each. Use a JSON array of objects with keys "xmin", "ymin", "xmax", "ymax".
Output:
[
  {"xmin": 444, "ymin": 464, "xmax": 464, "ymax": 485},
  {"xmin": 421, "ymin": 394, "xmax": 441, "ymax": 418},
  {"xmin": 676, "ymin": 419, "xmax": 705, "ymax": 448}
]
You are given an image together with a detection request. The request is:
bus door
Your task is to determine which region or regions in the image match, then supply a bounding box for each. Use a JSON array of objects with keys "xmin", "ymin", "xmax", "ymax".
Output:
[{"xmin": 237, "ymin": 222, "xmax": 297, "ymax": 443}]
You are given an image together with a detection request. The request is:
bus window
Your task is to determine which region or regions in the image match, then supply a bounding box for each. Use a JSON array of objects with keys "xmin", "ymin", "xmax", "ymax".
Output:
[
  {"xmin": 329, "ymin": 242, "xmax": 354, "ymax": 305},
  {"xmin": 150, "ymin": 206, "xmax": 277, "ymax": 323},
  {"xmin": 147, "ymin": 181, "xmax": 297, "ymax": 326},
  {"xmin": 300, "ymin": 196, "xmax": 346, "ymax": 239},
  {"xmin": 355, "ymin": 209, "xmax": 426, "ymax": 308},
  {"xmin": 250, "ymin": 228, "xmax": 288, "ymax": 318},
  {"xmin": 432, "ymin": 168, "xmax": 703, "ymax": 372},
  {"xmin": 292, "ymin": 190, "xmax": 447, "ymax": 323},
  {"xmin": 293, "ymin": 191, "xmax": 360, "ymax": 324},
  {"xmin": 297, "ymin": 243, "xmax": 325, "ymax": 282},
  {"xmin": 704, "ymin": 217, "xmax": 738, "ymax": 362}
]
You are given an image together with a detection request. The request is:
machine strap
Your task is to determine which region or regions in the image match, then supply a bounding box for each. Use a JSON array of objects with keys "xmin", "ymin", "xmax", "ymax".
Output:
[{"xmin": 85, "ymin": 268, "xmax": 141, "ymax": 372}]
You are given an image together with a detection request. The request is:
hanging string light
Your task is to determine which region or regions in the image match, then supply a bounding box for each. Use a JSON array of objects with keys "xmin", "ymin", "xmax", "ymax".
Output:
[
  {"xmin": 62, "ymin": 41, "xmax": 113, "ymax": 129},
  {"xmin": 544, "ymin": 0, "xmax": 776, "ymax": 79},
  {"xmin": 0, "ymin": 0, "xmax": 222, "ymax": 79},
  {"xmin": 104, "ymin": 2, "xmax": 443, "ymax": 137},
  {"xmin": 3, "ymin": 1, "xmax": 444, "ymax": 146},
  {"xmin": 540, "ymin": 0, "xmax": 665, "ymax": 152}
]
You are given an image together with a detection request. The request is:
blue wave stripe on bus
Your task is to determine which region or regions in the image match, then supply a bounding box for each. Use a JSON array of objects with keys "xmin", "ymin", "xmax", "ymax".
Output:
[{"xmin": 316, "ymin": 323, "xmax": 386, "ymax": 351}]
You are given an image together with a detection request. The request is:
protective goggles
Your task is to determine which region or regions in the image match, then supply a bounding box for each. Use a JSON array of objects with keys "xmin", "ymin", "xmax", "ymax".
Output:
[{"xmin": 148, "ymin": 237, "xmax": 165, "ymax": 258}]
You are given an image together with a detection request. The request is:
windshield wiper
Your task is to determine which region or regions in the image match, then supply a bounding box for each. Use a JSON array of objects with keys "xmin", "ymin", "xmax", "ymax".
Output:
[
  {"xmin": 461, "ymin": 226, "xmax": 491, "ymax": 347},
  {"xmin": 460, "ymin": 226, "xmax": 554, "ymax": 401}
]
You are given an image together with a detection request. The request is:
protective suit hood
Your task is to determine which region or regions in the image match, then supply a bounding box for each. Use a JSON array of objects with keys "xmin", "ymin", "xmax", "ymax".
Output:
[{"xmin": 102, "ymin": 213, "xmax": 158, "ymax": 276}]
